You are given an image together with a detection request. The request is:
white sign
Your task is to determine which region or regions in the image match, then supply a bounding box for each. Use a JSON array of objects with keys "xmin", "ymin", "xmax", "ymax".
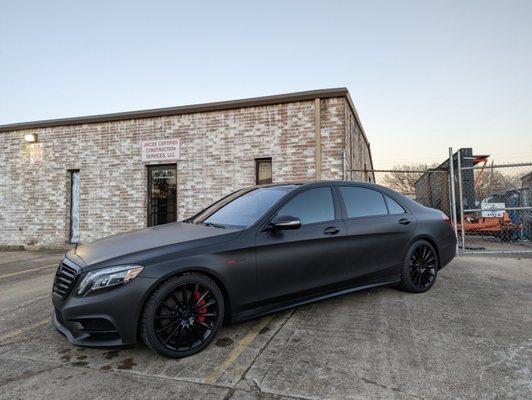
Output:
[
  {"xmin": 28, "ymin": 143, "xmax": 43, "ymax": 165},
  {"xmin": 481, "ymin": 202, "xmax": 505, "ymax": 218},
  {"xmin": 141, "ymin": 139, "xmax": 180, "ymax": 163}
]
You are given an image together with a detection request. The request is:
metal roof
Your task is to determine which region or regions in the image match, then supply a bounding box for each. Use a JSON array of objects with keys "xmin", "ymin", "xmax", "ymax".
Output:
[
  {"xmin": 0, "ymin": 87, "xmax": 359, "ymax": 133},
  {"xmin": 0, "ymin": 87, "xmax": 373, "ymax": 168}
]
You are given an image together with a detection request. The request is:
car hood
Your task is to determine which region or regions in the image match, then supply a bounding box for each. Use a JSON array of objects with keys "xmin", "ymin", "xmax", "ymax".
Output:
[{"xmin": 67, "ymin": 222, "xmax": 239, "ymax": 268}]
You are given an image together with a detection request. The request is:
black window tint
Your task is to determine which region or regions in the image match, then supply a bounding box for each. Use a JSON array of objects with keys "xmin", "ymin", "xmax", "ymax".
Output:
[
  {"xmin": 339, "ymin": 186, "xmax": 387, "ymax": 218},
  {"xmin": 277, "ymin": 187, "xmax": 335, "ymax": 225},
  {"xmin": 385, "ymin": 195, "xmax": 405, "ymax": 214}
]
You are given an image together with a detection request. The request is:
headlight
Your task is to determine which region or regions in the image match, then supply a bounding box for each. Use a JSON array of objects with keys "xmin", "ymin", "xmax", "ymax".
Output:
[{"xmin": 76, "ymin": 265, "xmax": 143, "ymax": 297}]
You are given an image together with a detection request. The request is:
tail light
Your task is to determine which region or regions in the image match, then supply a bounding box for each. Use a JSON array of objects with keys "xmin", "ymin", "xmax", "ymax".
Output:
[{"xmin": 441, "ymin": 212, "xmax": 453, "ymax": 229}]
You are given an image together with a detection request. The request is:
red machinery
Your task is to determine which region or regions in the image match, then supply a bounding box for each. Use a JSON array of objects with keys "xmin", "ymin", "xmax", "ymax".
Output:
[
  {"xmin": 457, "ymin": 155, "xmax": 521, "ymax": 240},
  {"xmin": 457, "ymin": 212, "xmax": 520, "ymax": 240}
]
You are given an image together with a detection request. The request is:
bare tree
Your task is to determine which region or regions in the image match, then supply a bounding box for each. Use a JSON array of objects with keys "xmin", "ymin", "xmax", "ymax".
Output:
[
  {"xmin": 474, "ymin": 169, "xmax": 521, "ymax": 200},
  {"xmin": 382, "ymin": 164, "xmax": 439, "ymax": 194}
]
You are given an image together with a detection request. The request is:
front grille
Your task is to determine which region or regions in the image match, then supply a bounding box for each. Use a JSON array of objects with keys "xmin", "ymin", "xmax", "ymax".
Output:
[
  {"xmin": 79, "ymin": 318, "xmax": 116, "ymax": 332},
  {"xmin": 53, "ymin": 261, "xmax": 79, "ymax": 298}
]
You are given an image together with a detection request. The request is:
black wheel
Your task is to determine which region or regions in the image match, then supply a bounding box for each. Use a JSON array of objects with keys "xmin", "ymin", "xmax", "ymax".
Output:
[
  {"xmin": 399, "ymin": 240, "xmax": 438, "ymax": 293},
  {"xmin": 140, "ymin": 273, "xmax": 224, "ymax": 358}
]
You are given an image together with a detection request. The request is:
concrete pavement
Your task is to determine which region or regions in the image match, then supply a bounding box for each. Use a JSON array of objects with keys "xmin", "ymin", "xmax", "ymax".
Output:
[{"xmin": 0, "ymin": 251, "xmax": 530, "ymax": 399}]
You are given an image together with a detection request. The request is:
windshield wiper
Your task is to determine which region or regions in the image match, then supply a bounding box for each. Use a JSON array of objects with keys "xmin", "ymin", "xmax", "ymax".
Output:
[{"xmin": 202, "ymin": 222, "xmax": 226, "ymax": 229}]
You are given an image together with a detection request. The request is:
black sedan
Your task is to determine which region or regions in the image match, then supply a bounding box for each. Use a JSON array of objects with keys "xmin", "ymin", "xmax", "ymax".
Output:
[{"xmin": 52, "ymin": 181, "xmax": 456, "ymax": 358}]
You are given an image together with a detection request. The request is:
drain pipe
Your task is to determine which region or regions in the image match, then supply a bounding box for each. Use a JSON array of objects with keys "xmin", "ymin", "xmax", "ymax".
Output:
[{"xmin": 315, "ymin": 98, "xmax": 321, "ymax": 180}]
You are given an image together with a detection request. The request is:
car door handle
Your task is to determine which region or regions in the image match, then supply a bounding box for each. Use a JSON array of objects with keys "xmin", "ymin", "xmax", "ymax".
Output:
[
  {"xmin": 399, "ymin": 218, "xmax": 411, "ymax": 225},
  {"xmin": 323, "ymin": 226, "xmax": 340, "ymax": 235}
]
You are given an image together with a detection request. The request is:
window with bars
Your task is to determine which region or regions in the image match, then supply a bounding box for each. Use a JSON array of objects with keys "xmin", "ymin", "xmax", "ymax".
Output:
[{"xmin": 255, "ymin": 158, "xmax": 272, "ymax": 185}]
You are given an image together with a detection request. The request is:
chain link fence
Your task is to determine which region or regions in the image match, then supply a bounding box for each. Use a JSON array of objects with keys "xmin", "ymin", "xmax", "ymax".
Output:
[
  {"xmin": 457, "ymin": 157, "xmax": 532, "ymax": 254},
  {"xmin": 351, "ymin": 167, "xmax": 451, "ymax": 209},
  {"xmin": 349, "ymin": 148, "xmax": 532, "ymax": 255}
]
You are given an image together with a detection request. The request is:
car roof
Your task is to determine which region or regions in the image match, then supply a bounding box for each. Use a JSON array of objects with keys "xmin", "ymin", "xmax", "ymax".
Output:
[
  {"xmin": 253, "ymin": 180, "xmax": 423, "ymax": 211},
  {"xmin": 254, "ymin": 180, "xmax": 383, "ymax": 190}
]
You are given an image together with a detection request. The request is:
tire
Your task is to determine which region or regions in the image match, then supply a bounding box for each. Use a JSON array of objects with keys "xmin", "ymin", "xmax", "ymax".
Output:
[
  {"xmin": 140, "ymin": 272, "xmax": 224, "ymax": 358},
  {"xmin": 399, "ymin": 240, "xmax": 438, "ymax": 293}
]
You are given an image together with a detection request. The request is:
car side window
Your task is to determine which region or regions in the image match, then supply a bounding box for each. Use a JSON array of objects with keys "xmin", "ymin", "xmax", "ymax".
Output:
[
  {"xmin": 276, "ymin": 187, "xmax": 335, "ymax": 225},
  {"xmin": 385, "ymin": 195, "xmax": 406, "ymax": 214},
  {"xmin": 339, "ymin": 186, "xmax": 388, "ymax": 218}
]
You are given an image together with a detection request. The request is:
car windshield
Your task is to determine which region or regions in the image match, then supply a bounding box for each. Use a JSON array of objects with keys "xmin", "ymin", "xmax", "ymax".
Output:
[{"xmin": 192, "ymin": 186, "xmax": 296, "ymax": 228}]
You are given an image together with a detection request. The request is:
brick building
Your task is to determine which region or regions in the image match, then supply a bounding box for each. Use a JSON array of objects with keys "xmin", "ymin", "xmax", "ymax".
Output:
[{"xmin": 0, "ymin": 88, "xmax": 374, "ymax": 249}]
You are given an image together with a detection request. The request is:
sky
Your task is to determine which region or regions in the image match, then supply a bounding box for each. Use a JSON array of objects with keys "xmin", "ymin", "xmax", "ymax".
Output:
[{"xmin": 1, "ymin": 0, "xmax": 531, "ymax": 168}]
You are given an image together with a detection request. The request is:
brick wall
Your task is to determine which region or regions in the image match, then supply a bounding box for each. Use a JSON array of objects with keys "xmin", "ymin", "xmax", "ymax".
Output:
[
  {"xmin": 0, "ymin": 97, "xmax": 372, "ymax": 248},
  {"xmin": 345, "ymin": 103, "xmax": 373, "ymax": 182}
]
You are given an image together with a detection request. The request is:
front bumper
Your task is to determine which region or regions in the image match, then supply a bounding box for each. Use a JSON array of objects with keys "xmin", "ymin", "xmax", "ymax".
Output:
[{"xmin": 52, "ymin": 275, "xmax": 158, "ymax": 347}]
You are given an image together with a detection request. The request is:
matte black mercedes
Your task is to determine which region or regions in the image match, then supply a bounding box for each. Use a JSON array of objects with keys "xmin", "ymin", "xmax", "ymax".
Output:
[{"xmin": 52, "ymin": 181, "xmax": 456, "ymax": 358}]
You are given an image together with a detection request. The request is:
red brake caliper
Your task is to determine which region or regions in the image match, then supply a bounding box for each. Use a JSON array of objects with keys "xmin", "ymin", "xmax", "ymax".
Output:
[{"xmin": 194, "ymin": 290, "xmax": 206, "ymax": 323}]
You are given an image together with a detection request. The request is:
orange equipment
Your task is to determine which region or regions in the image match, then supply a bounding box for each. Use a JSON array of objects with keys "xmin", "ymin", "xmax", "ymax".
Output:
[{"xmin": 457, "ymin": 212, "xmax": 521, "ymax": 241}]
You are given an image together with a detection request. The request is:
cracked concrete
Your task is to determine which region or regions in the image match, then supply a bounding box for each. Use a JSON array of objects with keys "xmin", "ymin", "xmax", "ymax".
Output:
[{"xmin": 0, "ymin": 251, "xmax": 531, "ymax": 399}]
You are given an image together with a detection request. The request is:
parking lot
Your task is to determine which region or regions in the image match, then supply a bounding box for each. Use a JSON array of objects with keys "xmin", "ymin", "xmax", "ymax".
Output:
[{"xmin": 0, "ymin": 251, "xmax": 530, "ymax": 400}]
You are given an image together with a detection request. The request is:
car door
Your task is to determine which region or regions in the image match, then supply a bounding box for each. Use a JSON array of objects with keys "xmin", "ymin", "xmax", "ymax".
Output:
[
  {"xmin": 254, "ymin": 185, "xmax": 348, "ymax": 306},
  {"xmin": 336, "ymin": 185, "xmax": 416, "ymax": 284}
]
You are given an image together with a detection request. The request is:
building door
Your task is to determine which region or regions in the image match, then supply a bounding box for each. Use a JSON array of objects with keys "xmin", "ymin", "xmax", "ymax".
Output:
[
  {"xmin": 147, "ymin": 165, "xmax": 177, "ymax": 226},
  {"xmin": 70, "ymin": 170, "xmax": 80, "ymax": 243}
]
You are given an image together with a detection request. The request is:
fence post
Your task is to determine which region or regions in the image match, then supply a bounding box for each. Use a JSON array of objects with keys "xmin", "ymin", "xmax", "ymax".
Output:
[
  {"xmin": 456, "ymin": 149, "xmax": 466, "ymax": 254},
  {"xmin": 448, "ymin": 147, "xmax": 459, "ymax": 255}
]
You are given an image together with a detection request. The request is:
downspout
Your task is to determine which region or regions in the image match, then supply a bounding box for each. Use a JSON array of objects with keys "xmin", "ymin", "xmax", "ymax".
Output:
[{"xmin": 315, "ymin": 98, "xmax": 321, "ymax": 180}]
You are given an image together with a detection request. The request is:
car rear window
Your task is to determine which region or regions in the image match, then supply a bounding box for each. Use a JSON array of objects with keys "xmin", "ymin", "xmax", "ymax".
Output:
[
  {"xmin": 339, "ymin": 186, "xmax": 388, "ymax": 218},
  {"xmin": 385, "ymin": 195, "xmax": 406, "ymax": 214}
]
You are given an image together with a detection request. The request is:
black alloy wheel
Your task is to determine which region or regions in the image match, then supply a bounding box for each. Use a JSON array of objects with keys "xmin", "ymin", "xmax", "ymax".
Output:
[
  {"xmin": 409, "ymin": 245, "xmax": 436, "ymax": 289},
  {"xmin": 141, "ymin": 273, "xmax": 224, "ymax": 358},
  {"xmin": 400, "ymin": 240, "xmax": 438, "ymax": 293},
  {"xmin": 155, "ymin": 282, "xmax": 218, "ymax": 350}
]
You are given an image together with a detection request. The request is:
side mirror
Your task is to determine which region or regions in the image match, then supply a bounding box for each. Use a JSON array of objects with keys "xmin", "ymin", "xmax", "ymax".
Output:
[{"xmin": 269, "ymin": 215, "xmax": 301, "ymax": 231}]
